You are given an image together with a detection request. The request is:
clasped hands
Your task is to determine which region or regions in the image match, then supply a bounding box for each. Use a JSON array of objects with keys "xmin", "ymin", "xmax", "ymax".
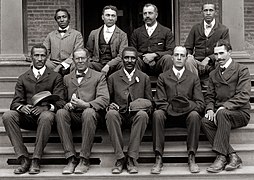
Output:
[
  {"xmin": 205, "ymin": 107, "xmax": 225, "ymax": 125},
  {"xmin": 20, "ymin": 104, "xmax": 49, "ymax": 116},
  {"xmin": 64, "ymin": 93, "xmax": 90, "ymax": 111},
  {"xmin": 142, "ymin": 53, "xmax": 157, "ymax": 66}
]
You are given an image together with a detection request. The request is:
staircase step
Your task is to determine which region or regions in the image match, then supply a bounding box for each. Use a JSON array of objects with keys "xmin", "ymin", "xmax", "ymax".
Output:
[
  {"xmin": 0, "ymin": 61, "xmax": 30, "ymax": 77},
  {"xmin": 0, "ymin": 77, "xmax": 17, "ymax": 92},
  {"xmin": 0, "ymin": 92, "xmax": 13, "ymax": 109}
]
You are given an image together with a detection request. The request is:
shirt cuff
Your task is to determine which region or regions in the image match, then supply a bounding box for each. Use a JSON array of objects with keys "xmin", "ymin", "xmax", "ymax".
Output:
[
  {"xmin": 49, "ymin": 104, "xmax": 55, "ymax": 111},
  {"xmin": 16, "ymin": 105, "xmax": 23, "ymax": 112},
  {"xmin": 61, "ymin": 62, "xmax": 70, "ymax": 69}
]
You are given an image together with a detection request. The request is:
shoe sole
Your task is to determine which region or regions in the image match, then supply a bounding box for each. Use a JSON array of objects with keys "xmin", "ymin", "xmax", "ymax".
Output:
[
  {"xmin": 206, "ymin": 167, "xmax": 224, "ymax": 173},
  {"xmin": 150, "ymin": 167, "xmax": 163, "ymax": 174},
  {"xmin": 225, "ymin": 164, "xmax": 242, "ymax": 171}
]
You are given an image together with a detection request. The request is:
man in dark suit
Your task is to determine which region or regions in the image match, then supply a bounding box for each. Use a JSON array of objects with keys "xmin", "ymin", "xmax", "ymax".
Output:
[
  {"xmin": 130, "ymin": 3, "xmax": 175, "ymax": 76},
  {"xmin": 86, "ymin": 5, "xmax": 128, "ymax": 76},
  {"xmin": 184, "ymin": 3, "xmax": 230, "ymax": 87},
  {"xmin": 2, "ymin": 44, "xmax": 65, "ymax": 174},
  {"xmin": 151, "ymin": 46, "xmax": 205, "ymax": 174},
  {"xmin": 55, "ymin": 48, "xmax": 109, "ymax": 174},
  {"xmin": 201, "ymin": 40, "xmax": 251, "ymax": 173},
  {"xmin": 43, "ymin": 8, "xmax": 84, "ymax": 75},
  {"xmin": 106, "ymin": 46, "xmax": 153, "ymax": 174}
]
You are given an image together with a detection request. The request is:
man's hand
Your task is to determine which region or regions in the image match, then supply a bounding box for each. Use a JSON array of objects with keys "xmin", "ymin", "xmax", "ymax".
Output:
[
  {"xmin": 54, "ymin": 65, "xmax": 63, "ymax": 73},
  {"xmin": 205, "ymin": 109, "xmax": 215, "ymax": 122},
  {"xmin": 201, "ymin": 57, "xmax": 210, "ymax": 66},
  {"xmin": 108, "ymin": 102, "xmax": 119, "ymax": 111},
  {"xmin": 71, "ymin": 95, "xmax": 90, "ymax": 109},
  {"xmin": 142, "ymin": 53, "xmax": 157, "ymax": 65},
  {"xmin": 30, "ymin": 106, "xmax": 49, "ymax": 116},
  {"xmin": 101, "ymin": 64, "xmax": 110, "ymax": 75},
  {"xmin": 64, "ymin": 102, "xmax": 74, "ymax": 111},
  {"xmin": 20, "ymin": 104, "xmax": 33, "ymax": 115}
]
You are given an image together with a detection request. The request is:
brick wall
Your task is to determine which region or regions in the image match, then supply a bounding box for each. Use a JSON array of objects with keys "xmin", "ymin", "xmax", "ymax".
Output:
[
  {"xmin": 26, "ymin": 0, "xmax": 76, "ymax": 54},
  {"xmin": 244, "ymin": 0, "xmax": 254, "ymax": 56}
]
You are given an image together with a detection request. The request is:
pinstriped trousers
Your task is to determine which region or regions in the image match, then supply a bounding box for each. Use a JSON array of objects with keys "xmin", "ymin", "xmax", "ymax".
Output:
[
  {"xmin": 56, "ymin": 108, "xmax": 99, "ymax": 159},
  {"xmin": 201, "ymin": 109, "xmax": 249, "ymax": 156}
]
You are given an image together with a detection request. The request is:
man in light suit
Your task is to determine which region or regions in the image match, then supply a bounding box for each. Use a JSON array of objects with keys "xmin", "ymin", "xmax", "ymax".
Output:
[
  {"xmin": 201, "ymin": 40, "xmax": 251, "ymax": 173},
  {"xmin": 43, "ymin": 8, "xmax": 84, "ymax": 75},
  {"xmin": 55, "ymin": 48, "xmax": 109, "ymax": 174},
  {"xmin": 106, "ymin": 46, "xmax": 153, "ymax": 174},
  {"xmin": 86, "ymin": 5, "xmax": 128, "ymax": 76},
  {"xmin": 130, "ymin": 3, "xmax": 175, "ymax": 76},
  {"xmin": 2, "ymin": 44, "xmax": 65, "ymax": 174},
  {"xmin": 184, "ymin": 3, "xmax": 229, "ymax": 88},
  {"xmin": 151, "ymin": 46, "xmax": 205, "ymax": 174}
]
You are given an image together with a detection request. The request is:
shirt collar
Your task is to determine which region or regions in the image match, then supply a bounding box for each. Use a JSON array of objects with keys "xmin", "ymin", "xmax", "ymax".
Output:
[
  {"xmin": 172, "ymin": 66, "xmax": 185, "ymax": 76},
  {"xmin": 204, "ymin": 19, "xmax": 215, "ymax": 29},
  {"xmin": 76, "ymin": 68, "xmax": 88, "ymax": 75},
  {"xmin": 104, "ymin": 24, "xmax": 115, "ymax": 33},
  {"xmin": 59, "ymin": 25, "xmax": 69, "ymax": 31},
  {"xmin": 145, "ymin": 21, "xmax": 158, "ymax": 30},
  {"xmin": 123, "ymin": 68, "xmax": 136, "ymax": 81},
  {"xmin": 32, "ymin": 66, "xmax": 46, "ymax": 76},
  {"xmin": 221, "ymin": 58, "xmax": 232, "ymax": 69}
]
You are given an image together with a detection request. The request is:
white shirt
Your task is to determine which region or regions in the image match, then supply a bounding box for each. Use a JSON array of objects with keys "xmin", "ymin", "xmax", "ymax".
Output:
[
  {"xmin": 172, "ymin": 66, "xmax": 185, "ymax": 79},
  {"xmin": 33, "ymin": 66, "xmax": 46, "ymax": 79},
  {"xmin": 76, "ymin": 68, "xmax": 88, "ymax": 84},
  {"xmin": 103, "ymin": 24, "xmax": 115, "ymax": 44},
  {"xmin": 204, "ymin": 19, "xmax": 215, "ymax": 37},
  {"xmin": 58, "ymin": 25, "xmax": 69, "ymax": 37},
  {"xmin": 123, "ymin": 68, "xmax": 135, "ymax": 81},
  {"xmin": 58, "ymin": 26, "xmax": 70, "ymax": 69},
  {"xmin": 220, "ymin": 58, "xmax": 232, "ymax": 74},
  {"xmin": 145, "ymin": 21, "xmax": 158, "ymax": 37}
]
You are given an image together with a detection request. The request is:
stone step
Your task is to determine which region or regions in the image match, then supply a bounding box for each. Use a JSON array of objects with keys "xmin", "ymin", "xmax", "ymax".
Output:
[
  {"xmin": 0, "ymin": 61, "xmax": 30, "ymax": 77},
  {"xmin": 0, "ymin": 77, "xmax": 17, "ymax": 92}
]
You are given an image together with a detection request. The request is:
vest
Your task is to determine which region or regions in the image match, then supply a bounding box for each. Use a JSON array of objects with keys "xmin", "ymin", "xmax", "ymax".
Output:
[{"xmin": 99, "ymin": 29, "xmax": 112, "ymax": 65}]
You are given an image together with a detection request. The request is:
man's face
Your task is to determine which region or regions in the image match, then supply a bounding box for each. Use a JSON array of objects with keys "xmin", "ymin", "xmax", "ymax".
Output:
[
  {"xmin": 202, "ymin": 4, "xmax": 216, "ymax": 24},
  {"xmin": 102, "ymin": 9, "xmax": 117, "ymax": 27},
  {"xmin": 172, "ymin": 47, "xmax": 187, "ymax": 69},
  {"xmin": 143, "ymin": 5, "xmax": 158, "ymax": 26},
  {"xmin": 123, "ymin": 50, "xmax": 137, "ymax": 73},
  {"xmin": 32, "ymin": 48, "xmax": 47, "ymax": 70},
  {"xmin": 73, "ymin": 51, "xmax": 89, "ymax": 72},
  {"xmin": 214, "ymin": 45, "xmax": 231, "ymax": 66},
  {"xmin": 55, "ymin": 11, "xmax": 70, "ymax": 29}
]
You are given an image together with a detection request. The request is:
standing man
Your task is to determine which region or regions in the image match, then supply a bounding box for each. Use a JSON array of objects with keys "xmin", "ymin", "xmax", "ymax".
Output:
[
  {"xmin": 151, "ymin": 46, "xmax": 205, "ymax": 174},
  {"xmin": 55, "ymin": 48, "xmax": 109, "ymax": 174},
  {"xmin": 130, "ymin": 3, "xmax": 175, "ymax": 76},
  {"xmin": 106, "ymin": 47, "xmax": 153, "ymax": 174},
  {"xmin": 184, "ymin": 3, "xmax": 229, "ymax": 87},
  {"xmin": 43, "ymin": 8, "xmax": 84, "ymax": 75},
  {"xmin": 86, "ymin": 5, "xmax": 128, "ymax": 76},
  {"xmin": 2, "ymin": 44, "xmax": 65, "ymax": 174},
  {"xmin": 201, "ymin": 40, "xmax": 250, "ymax": 173}
]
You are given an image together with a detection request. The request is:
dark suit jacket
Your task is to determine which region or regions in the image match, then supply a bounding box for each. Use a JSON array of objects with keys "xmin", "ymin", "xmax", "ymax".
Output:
[
  {"xmin": 108, "ymin": 68, "xmax": 153, "ymax": 113},
  {"xmin": 154, "ymin": 68, "xmax": 205, "ymax": 114},
  {"xmin": 184, "ymin": 20, "xmax": 229, "ymax": 63},
  {"xmin": 205, "ymin": 60, "xmax": 251, "ymax": 113},
  {"xmin": 86, "ymin": 25, "xmax": 128, "ymax": 68},
  {"xmin": 63, "ymin": 68, "xmax": 109, "ymax": 111},
  {"xmin": 130, "ymin": 23, "xmax": 175, "ymax": 59},
  {"xmin": 10, "ymin": 67, "xmax": 65, "ymax": 111}
]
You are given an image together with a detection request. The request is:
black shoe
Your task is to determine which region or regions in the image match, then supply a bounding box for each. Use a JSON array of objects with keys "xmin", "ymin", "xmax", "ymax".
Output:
[
  {"xmin": 225, "ymin": 153, "xmax": 242, "ymax": 171},
  {"xmin": 62, "ymin": 156, "xmax": 78, "ymax": 174},
  {"xmin": 29, "ymin": 158, "xmax": 40, "ymax": 174},
  {"xmin": 207, "ymin": 154, "xmax": 227, "ymax": 173},
  {"xmin": 14, "ymin": 156, "xmax": 31, "ymax": 174},
  {"xmin": 188, "ymin": 153, "xmax": 200, "ymax": 173},
  {"xmin": 126, "ymin": 156, "xmax": 138, "ymax": 174},
  {"xmin": 112, "ymin": 157, "xmax": 125, "ymax": 174},
  {"xmin": 151, "ymin": 155, "xmax": 163, "ymax": 174},
  {"xmin": 74, "ymin": 157, "xmax": 90, "ymax": 174}
]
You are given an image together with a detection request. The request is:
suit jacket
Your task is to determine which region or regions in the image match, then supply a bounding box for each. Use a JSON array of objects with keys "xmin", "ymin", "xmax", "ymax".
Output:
[
  {"xmin": 205, "ymin": 60, "xmax": 251, "ymax": 113},
  {"xmin": 10, "ymin": 67, "xmax": 65, "ymax": 111},
  {"xmin": 154, "ymin": 68, "xmax": 205, "ymax": 114},
  {"xmin": 86, "ymin": 25, "xmax": 128, "ymax": 68},
  {"xmin": 184, "ymin": 20, "xmax": 229, "ymax": 62},
  {"xmin": 130, "ymin": 23, "xmax": 175, "ymax": 59},
  {"xmin": 43, "ymin": 28, "xmax": 84, "ymax": 65},
  {"xmin": 64, "ymin": 68, "xmax": 109, "ymax": 111},
  {"xmin": 108, "ymin": 68, "xmax": 153, "ymax": 113}
]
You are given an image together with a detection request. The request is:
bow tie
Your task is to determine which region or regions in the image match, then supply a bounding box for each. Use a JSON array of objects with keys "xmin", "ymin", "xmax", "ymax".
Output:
[
  {"xmin": 76, "ymin": 73, "xmax": 85, "ymax": 78},
  {"xmin": 206, "ymin": 24, "xmax": 212, "ymax": 29},
  {"xmin": 220, "ymin": 67, "xmax": 226, "ymax": 72},
  {"xmin": 58, "ymin": 29, "xmax": 67, "ymax": 33}
]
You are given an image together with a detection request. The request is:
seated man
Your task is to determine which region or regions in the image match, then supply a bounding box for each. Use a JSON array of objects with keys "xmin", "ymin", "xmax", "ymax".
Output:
[
  {"xmin": 86, "ymin": 5, "xmax": 128, "ymax": 76},
  {"xmin": 151, "ymin": 46, "xmax": 205, "ymax": 174},
  {"xmin": 55, "ymin": 48, "xmax": 109, "ymax": 174},
  {"xmin": 201, "ymin": 40, "xmax": 251, "ymax": 173},
  {"xmin": 130, "ymin": 3, "xmax": 175, "ymax": 76},
  {"xmin": 2, "ymin": 44, "xmax": 65, "ymax": 174},
  {"xmin": 106, "ymin": 47, "xmax": 153, "ymax": 174}
]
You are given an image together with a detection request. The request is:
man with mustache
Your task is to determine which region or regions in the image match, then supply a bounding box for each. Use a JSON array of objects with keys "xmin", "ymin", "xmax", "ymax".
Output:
[
  {"xmin": 86, "ymin": 5, "xmax": 128, "ymax": 76},
  {"xmin": 43, "ymin": 8, "xmax": 84, "ymax": 76},
  {"xmin": 201, "ymin": 40, "xmax": 251, "ymax": 173},
  {"xmin": 184, "ymin": 3, "xmax": 230, "ymax": 88},
  {"xmin": 130, "ymin": 3, "xmax": 175, "ymax": 76}
]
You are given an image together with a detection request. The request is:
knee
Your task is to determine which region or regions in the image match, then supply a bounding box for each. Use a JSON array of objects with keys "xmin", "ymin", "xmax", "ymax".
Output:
[
  {"xmin": 187, "ymin": 111, "xmax": 201, "ymax": 125},
  {"xmin": 106, "ymin": 110, "xmax": 120, "ymax": 125},
  {"xmin": 153, "ymin": 110, "xmax": 166, "ymax": 123},
  {"xmin": 136, "ymin": 110, "xmax": 149, "ymax": 123},
  {"xmin": 56, "ymin": 109, "xmax": 70, "ymax": 123},
  {"xmin": 2, "ymin": 110, "xmax": 19, "ymax": 125},
  {"xmin": 38, "ymin": 111, "xmax": 55, "ymax": 125},
  {"xmin": 81, "ymin": 108, "xmax": 96, "ymax": 123}
]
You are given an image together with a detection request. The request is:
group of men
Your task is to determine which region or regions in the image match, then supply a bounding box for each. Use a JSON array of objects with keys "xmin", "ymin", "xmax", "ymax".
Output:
[{"xmin": 2, "ymin": 2, "xmax": 251, "ymax": 176}]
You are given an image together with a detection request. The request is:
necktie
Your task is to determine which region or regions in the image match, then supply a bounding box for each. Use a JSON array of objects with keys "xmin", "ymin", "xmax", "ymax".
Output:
[
  {"xmin": 206, "ymin": 24, "xmax": 212, "ymax": 29},
  {"xmin": 176, "ymin": 72, "xmax": 181, "ymax": 79},
  {"xmin": 58, "ymin": 29, "xmax": 67, "ymax": 33},
  {"xmin": 76, "ymin": 73, "xmax": 85, "ymax": 78},
  {"xmin": 36, "ymin": 71, "xmax": 41, "ymax": 80},
  {"xmin": 147, "ymin": 27, "xmax": 153, "ymax": 36},
  {"xmin": 220, "ymin": 67, "xmax": 226, "ymax": 72}
]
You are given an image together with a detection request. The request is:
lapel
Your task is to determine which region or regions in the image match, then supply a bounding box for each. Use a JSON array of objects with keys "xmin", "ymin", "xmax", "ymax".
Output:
[
  {"xmin": 70, "ymin": 71, "xmax": 79, "ymax": 87},
  {"xmin": 221, "ymin": 60, "xmax": 237, "ymax": 81},
  {"xmin": 168, "ymin": 69, "xmax": 178, "ymax": 82},
  {"xmin": 62, "ymin": 28, "xmax": 72, "ymax": 39},
  {"xmin": 197, "ymin": 21, "xmax": 205, "ymax": 37},
  {"xmin": 207, "ymin": 19, "xmax": 219, "ymax": 37},
  {"xmin": 37, "ymin": 68, "xmax": 50, "ymax": 83},
  {"xmin": 119, "ymin": 68, "xmax": 131, "ymax": 85},
  {"xmin": 79, "ymin": 68, "xmax": 92, "ymax": 85},
  {"xmin": 110, "ymin": 26, "xmax": 120, "ymax": 43},
  {"xmin": 140, "ymin": 25, "xmax": 149, "ymax": 38},
  {"xmin": 26, "ymin": 68, "xmax": 37, "ymax": 83},
  {"xmin": 129, "ymin": 70, "xmax": 139, "ymax": 86},
  {"xmin": 178, "ymin": 69, "xmax": 188, "ymax": 83},
  {"xmin": 95, "ymin": 26, "xmax": 103, "ymax": 53},
  {"xmin": 150, "ymin": 23, "xmax": 161, "ymax": 38}
]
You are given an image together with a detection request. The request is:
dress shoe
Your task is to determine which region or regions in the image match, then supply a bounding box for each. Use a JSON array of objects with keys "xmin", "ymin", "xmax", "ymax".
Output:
[
  {"xmin": 188, "ymin": 153, "xmax": 200, "ymax": 173},
  {"xmin": 62, "ymin": 156, "xmax": 78, "ymax": 174},
  {"xmin": 151, "ymin": 155, "xmax": 163, "ymax": 174},
  {"xmin": 207, "ymin": 154, "xmax": 227, "ymax": 173},
  {"xmin": 14, "ymin": 156, "xmax": 31, "ymax": 174},
  {"xmin": 74, "ymin": 157, "xmax": 90, "ymax": 174},
  {"xmin": 126, "ymin": 156, "xmax": 138, "ymax": 174},
  {"xmin": 112, "ymin": 157, "xmax": 125, "ymax": 174},
  {"xmin": 225, "ymin": 153, "xmax": 242, "ymax": 171},
  {"xmin": 29, "ymin": 158, "xmax": 40, "ymax": 174}
]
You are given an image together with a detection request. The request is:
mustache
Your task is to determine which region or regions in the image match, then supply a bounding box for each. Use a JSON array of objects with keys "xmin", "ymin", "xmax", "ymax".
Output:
[{"xmin": 144, "ymin": 17, "xmax": 152, "ymax": 21}]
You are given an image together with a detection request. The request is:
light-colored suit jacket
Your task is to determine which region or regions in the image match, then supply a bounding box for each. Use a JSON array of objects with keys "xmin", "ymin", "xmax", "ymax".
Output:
[{"xmin": 86, "ymin": 25, "xmax": 128, "ymax": 68}]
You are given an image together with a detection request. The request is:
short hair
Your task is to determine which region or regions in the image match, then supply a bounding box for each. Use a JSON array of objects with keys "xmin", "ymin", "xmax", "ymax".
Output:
[
  {"xmin": 173, "ymin": 46, "xmax": 188, "ymax": 56},
  {"xmin": 144, "ymin": 3, "xmax": 158, "ymax": 13},
  {"xmin": 54, "ymin": 8, "xmax": 70, "ymax": 21},
  {"xmin": 122, "ymin": 46, "xmax": 138, "ymax": 59},
  {"xmin": 102, "ymin": 5, "xmax": 118, "ymax": 15},
  {"xmin": 201, "ymin": 3, "xmax": 216, "ymax": 11},
  {"xmin": 31, "ymin": 44, "xmax": 47, "ymax": 55},
  {"xmin": 215, "ymin": 39, "xmax": 232, "ymax": 51},
  {"xmin": 73, "ymin": 48, "xmax": 90, "ymax": 58}
]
